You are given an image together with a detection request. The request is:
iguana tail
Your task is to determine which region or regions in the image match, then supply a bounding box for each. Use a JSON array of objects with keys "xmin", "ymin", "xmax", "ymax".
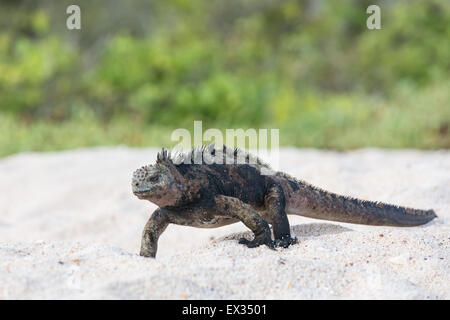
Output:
[{"xmin": 284, "ymin": 180, "xmax": 437, "ymax": 227}]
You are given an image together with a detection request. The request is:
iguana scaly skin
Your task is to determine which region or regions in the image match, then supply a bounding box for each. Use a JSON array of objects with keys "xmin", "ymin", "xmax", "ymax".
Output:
[{"xmin": 132, "ymin": 145, "xmax": 437, "ymax": 258}]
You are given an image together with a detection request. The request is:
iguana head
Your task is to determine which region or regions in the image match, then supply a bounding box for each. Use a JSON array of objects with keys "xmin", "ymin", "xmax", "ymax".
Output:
[{"xmin": 132, "ymin": 149, "xmax": 185, "ymax": 207}]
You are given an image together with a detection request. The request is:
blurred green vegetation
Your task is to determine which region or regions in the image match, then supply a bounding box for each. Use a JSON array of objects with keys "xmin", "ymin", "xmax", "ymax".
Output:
[{"xmin": 0, "ymin": 0, "xmax": 449, "ymax": 157}]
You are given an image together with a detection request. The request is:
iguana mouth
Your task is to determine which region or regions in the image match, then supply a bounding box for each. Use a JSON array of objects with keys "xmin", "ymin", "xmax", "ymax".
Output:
[
  {"xmin": 132, "ymin": 187, "xmax": 155, "ymax": 198},
  {"xmin": 133, "ymin": 189, "xmax": 151, "ymax": 195}
]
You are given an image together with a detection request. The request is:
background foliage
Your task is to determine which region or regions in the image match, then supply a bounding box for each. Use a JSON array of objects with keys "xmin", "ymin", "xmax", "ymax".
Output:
[{"xmin": 0, "ymin": 0, "xmax": 449, "ymax": 156}]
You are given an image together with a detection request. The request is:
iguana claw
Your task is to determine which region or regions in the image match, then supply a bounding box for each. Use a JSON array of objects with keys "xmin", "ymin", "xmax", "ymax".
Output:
[
  {"xmin": 275, "ymin": 235, "xmax": 298, "ymax": 248},
  {"xmin": 238, "ymin": 232, "xmax": 275, "ymax": 250}
]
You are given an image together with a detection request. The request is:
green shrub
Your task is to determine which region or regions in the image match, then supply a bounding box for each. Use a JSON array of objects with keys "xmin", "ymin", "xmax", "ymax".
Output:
[{"xmin": 0, "ymin": 0, "xmax": 448, "ymax": 155}]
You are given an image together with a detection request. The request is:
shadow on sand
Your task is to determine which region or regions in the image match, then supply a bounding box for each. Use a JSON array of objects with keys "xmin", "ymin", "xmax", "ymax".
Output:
[{"xmin": 216, "ymin": 222, "xmax": 352, "ymax": 243}]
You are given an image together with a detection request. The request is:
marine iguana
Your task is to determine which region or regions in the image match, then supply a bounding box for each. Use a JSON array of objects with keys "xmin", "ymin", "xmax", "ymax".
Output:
[{"xmin": 132, "ymin": 144, "xmax": 437, "ymax": 258}]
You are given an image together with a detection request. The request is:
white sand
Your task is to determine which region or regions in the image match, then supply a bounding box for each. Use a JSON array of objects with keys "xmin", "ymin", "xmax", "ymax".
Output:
[{"xmin": 0, "ymin": 147, "xmax": 448, "ymax": 299}]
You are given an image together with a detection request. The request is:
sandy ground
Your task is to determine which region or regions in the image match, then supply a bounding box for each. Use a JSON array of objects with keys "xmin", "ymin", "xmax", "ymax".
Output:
[{"xmin": 0, "ymin": 147, "xmax": 448, "ymax": 299}]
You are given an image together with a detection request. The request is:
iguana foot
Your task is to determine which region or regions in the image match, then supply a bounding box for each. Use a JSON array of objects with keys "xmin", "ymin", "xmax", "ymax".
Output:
[
  {"xmin": 274, "ymin": 235, "xmax": 298, "ymax": 248},
  {"xmin": 139, "ymin": 248, "xmax": 156, "ymax": 258},
  {"xmin": 238, "ymin": 232, "xmax": 275, "ymax": 249}
]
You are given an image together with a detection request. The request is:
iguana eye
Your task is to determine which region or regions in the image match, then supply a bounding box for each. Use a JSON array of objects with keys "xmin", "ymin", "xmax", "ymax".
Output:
[{"xmin": 148, "ymin": 176, "xmax": 159, "ymax": 183}]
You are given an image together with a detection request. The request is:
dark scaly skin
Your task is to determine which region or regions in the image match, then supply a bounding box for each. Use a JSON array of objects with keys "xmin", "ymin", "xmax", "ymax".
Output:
[{"xmin": 132, "ymin": 145, "xmax": 437, "ymax": 258}]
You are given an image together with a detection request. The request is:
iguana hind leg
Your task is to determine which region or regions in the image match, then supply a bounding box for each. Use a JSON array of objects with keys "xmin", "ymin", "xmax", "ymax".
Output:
[
  {"xmin": 264, "ymin": 185, "xmax": 298, "ymax": 248},
  {"xmin": 214, "ymin": 195, "xmax": 274, "ymax": 249}
]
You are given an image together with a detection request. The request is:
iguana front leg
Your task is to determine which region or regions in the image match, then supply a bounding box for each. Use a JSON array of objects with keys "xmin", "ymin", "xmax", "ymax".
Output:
[
  {"xmin": 264, "ymin": 185, "xmax": 298, "ymax": 248},
  {"xmin": 140, "ymin": 208, "xmax": 170, "ymax": 258},
  {"xmin": 214, "ymin": 195, "xmax": 274, "ymax": 249}
]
